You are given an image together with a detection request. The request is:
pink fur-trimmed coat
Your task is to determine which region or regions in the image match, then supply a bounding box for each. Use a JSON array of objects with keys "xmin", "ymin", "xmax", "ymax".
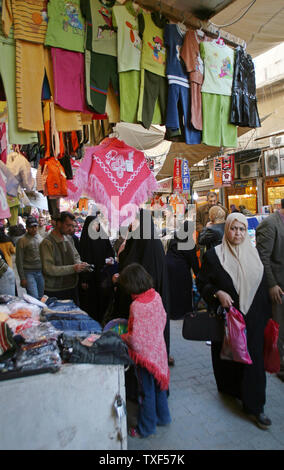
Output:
[{"xmin": 121, "ymin": 289, "xmax": 170, "ymax": 391}]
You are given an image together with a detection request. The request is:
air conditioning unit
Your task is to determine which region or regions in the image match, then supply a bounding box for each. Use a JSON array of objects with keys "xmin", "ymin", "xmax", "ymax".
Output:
[
  {"xmin": 265, "ymin": 150, "xmax": 281, "ymax": 176},
  {"xmin": 279, "ymin": 147, "xmax": 284, "ymax": 174},
  {"xmin": 269, "ymin": 135, "xmax": 284, "ymax": 147},
  {"xmin": 239, "ymin": 162, "xmax": 259, "ymax": 179}
]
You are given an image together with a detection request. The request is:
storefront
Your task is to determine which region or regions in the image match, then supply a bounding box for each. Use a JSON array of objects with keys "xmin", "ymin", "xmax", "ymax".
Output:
[
  {"xmin": 225, "ymin": 180, "xmax": 258, "ymax": 214},
  {"xmin": 264, "ymin": 176, "xmax": 284, "ymax": 210}
]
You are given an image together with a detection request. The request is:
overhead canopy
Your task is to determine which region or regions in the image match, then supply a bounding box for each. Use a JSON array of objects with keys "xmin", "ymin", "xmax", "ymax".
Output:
[
  {"xmin": 211, "ymin": 0, "xmax": 284, "ymax": 57},
  {"xmin": 136, "ymin": 0, "xmax": 284, "ymax": 57}
]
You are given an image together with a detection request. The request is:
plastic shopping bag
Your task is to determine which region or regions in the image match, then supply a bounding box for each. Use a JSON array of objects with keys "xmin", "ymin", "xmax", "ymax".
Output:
[
  {"xmin": 264, "ymin": 319, "xmax": 280, "ymax": 373},
  {"xmin": 220, "ymin": 306, "xmax": 252, "ymax": 365}
]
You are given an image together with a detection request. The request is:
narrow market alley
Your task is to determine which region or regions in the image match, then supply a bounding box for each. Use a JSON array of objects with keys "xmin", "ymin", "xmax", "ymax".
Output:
[{"xmin": 128, "ymin": 319, "xmax": 284, "ymax": 451}]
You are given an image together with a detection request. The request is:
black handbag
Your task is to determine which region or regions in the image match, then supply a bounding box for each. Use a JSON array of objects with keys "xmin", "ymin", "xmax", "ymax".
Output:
[{"xmin": 182, "ymin": 309, "xmax": 225, "ymax": 342}]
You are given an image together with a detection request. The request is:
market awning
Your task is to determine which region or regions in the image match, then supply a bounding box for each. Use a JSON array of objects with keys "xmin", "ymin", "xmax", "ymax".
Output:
[
  {"xmin": 156, "ymin": 126, "xmax": 252, "ymax": 180},
  {"xmin": 211, "ymin": 0, "xmax": 284, "ymax": 57},
  {"xmin": 253, "ymin": 104, "xmax": 284, "ymax": 142},
  {"xmin": 137, "ymin": 0, "xmax": 284, "ymax": 57}
]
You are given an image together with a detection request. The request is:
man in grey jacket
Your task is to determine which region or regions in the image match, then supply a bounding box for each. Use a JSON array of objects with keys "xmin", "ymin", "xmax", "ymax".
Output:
[
  {"xmin": 256, "ymin": 199, "xmax": 284, "ymax": 381},
  {"xmin": 40, "ymin": 212, "xmax": 89, "ymax": 303},
  {"xmin": 16, "ymin": 216, "xmax": 44, "ymax": 300}
]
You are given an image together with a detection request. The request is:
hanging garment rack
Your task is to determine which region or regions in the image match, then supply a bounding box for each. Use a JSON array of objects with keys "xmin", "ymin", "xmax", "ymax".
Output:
[{"xmin": 134, "ymin": 0, "xmax": 246, "ymax": 49}]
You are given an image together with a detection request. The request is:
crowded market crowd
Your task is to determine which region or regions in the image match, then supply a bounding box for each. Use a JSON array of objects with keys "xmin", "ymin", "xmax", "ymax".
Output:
[{"xmin": 0, "ymin": 193, "xmax": 283, "ymax": 437}]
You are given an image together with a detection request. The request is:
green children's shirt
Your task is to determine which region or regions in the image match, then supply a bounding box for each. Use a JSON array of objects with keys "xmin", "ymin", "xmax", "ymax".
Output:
[
  {"xmin": 139, "ymin": 11, "xmax": 167, "ymax": 77},
  {"xmin": 45, "ymin": 0, "xmax": 85, "ymax": 53}
]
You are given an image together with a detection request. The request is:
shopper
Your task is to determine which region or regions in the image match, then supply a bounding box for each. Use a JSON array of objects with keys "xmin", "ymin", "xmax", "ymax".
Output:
[
  {"xmin": 230, "ymin": 204, "xmax": 240, "ymax": 213},
  {"xmin": 198, "ymin": 206, "xmax": 226, "ymax": 251},
  {"xmin": 69, "ymin": 218, "xmax": 80, "ymax": 253},
  {"xmin": 256, "ymin": 198, "xmax": 284, "ymax": 382},
  {"xmin": 197, "ymin": 213, "xmax": 272, "ymax": 430},
  {"xmin": 15, "ymin": 216, "xmax": 44, "ymax": 300},
  {"xmin": 0, "ymin": 250, "xmax": 16, "ymax": 296},
  {"xmin": 37, "ymin": 216, "xmax": 47, "ymax": 238},
  {"xmin": 8, "ymin": 224, "xmax": 26, "ymax": 246},
  {"xmin": 117, "ymin": 209, "xmax": 172, "ymax": 363},
  {"xmin": 166, "ymin": 220, "xmax": 199, "ymax": 319},
  {"xmin": 40, "ymin": 211, "xmax": 89, "ymax": 303},
  {"xmin": 196, "ymin": 191, "xmax": 227, "ymax": 235},
  {"xmin": 239, "ymin": 205, "xmax": 253, "ymax": 216},
  {"xmin": 79, "ymin": 215, "xmax": 115, "ymax": 322},
  {"xmin": 119, "ymin": 263, "xmax": 171, "ymax": 438},
  {"xmin": 0, "ymin": 224, "xmax": 16, "ymax": 267}
]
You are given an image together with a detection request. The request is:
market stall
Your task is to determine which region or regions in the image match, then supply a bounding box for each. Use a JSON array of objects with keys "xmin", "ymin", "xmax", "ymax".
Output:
[
  {"xmin": 0, "ymin": 294, "xmax": 130, "ymax": 450},
  {"xmin": 0, "ymin": 0, "xmax": 276, "ymax": 451}
]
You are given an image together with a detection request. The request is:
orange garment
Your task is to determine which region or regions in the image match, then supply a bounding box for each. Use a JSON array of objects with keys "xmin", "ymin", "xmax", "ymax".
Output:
[
  {"xmin": 0, "ymin": 241, "xmax": 15, "ymax": 267},
  {"xmin": 44, "ymin": 157, "xmax": 67, "ymax": 197}
]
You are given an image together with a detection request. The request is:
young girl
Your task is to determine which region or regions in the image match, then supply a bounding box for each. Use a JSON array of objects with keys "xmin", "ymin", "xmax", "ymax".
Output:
[{"xmin": 119, "ymin": 263, "xmax": 171, "ymax": 438}]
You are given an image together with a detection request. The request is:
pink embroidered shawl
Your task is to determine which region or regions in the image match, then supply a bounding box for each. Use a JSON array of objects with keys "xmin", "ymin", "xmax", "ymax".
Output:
[{"xmin": 67, "ymin": 138, "xmax": 157, "ymax": 227}]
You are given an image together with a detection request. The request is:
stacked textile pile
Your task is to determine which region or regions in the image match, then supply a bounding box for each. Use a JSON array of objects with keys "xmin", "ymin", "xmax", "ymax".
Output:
[
  {"xmin": 0, "ymin": 294, "xmax": 131, "ymax": 381},
  {"xmin": 0, "ymin": 295, "xmax": 62, "ymax": 380}
]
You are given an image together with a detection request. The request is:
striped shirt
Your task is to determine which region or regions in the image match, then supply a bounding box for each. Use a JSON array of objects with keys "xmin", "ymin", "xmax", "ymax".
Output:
[{"xmin": 11, "ymin": 0, "xmax": 48, "ymax": 44}]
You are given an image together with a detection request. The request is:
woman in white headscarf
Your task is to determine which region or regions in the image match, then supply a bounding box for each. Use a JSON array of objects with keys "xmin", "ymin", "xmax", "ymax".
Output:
[{"xmin": 197, "ymin": 213, "xmax": 272, "ymax": 430}]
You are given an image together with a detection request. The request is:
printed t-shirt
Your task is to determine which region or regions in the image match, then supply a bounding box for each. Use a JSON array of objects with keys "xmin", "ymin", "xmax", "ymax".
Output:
[
  {"xmin": 139, "ymin": 11, "xmax": 167, "ymax": 77},
  {"xmin": 11, "ymin": 0, "xmax": 48, "ymax": 44},
  {"xmin": 200, "ymin": 41, "xmax": 235, "ymax": 96},
  {"xmin": 112, "ymin": 1, "xmax": 142, "ymax": 72},
  {"xmin": 45, "ymin": 0, "xmax": 85, "ymax": 52},
  {"xmin": 85, "ymin": 0, "xmax": 117, "ymax": 57},
  {"xmin": 181, "ymin": 29, "xmax": 211, "ymax": 85},
  {"xmin": 164, "ymin": 23, "xmax": 188, "ymax": 85}
]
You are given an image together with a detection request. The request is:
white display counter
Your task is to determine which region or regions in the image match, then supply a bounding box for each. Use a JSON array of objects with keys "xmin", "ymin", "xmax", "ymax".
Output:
[{"xmin": 0, "ymin": 364, "xmax": 127, "ymax": 450}]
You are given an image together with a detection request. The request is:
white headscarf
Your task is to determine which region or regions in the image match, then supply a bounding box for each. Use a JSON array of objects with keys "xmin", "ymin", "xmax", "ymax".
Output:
[{"xmin": 215, "ymin": 213, "xmax": 264, "ymax": 315}]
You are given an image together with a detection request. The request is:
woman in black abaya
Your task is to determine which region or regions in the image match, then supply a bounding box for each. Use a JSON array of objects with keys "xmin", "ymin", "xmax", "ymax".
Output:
[
  {"xmin": 197, "ymin": 213, "xmax": 272, "ymax": 430},
  {"xmin": 79, "ymin": 215, "xmax": 115, "ymax": 323},
  {"xmin": 117, "ymin": 209, "xmax": 171, "ymax": 359},
  {"xmin": 166, "ymin": 220, "xmax": 199, "ymax": 319}
]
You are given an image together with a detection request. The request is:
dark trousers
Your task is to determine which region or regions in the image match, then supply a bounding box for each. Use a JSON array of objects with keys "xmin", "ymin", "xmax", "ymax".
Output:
[
  {"xmin": 44, "ymin": 287, "xmax": 79, "ymax": 305},
  {"xmin": 136, "ymin": 366, "xmax": 171, "ymax": 437}
]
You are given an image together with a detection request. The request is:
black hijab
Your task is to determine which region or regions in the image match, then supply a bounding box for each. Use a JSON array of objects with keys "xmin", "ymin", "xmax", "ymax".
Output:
[
  {"xmin": 79, "ymin": 215, "xmax": 114, "ymax": 271},
  {"xmin": 0, "ymin": 227, "xmax": 13, "ymax": 244}
]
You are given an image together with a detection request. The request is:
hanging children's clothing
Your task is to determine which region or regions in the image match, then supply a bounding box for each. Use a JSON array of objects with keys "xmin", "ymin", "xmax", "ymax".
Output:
[
  {"xmin": 81, "ymin": 0, "xmax": 119, "ymax": 115},
  {"xmin": 230, "ymin": 46, "xmax": 261, "ymax": 128},
  {"xmin": 0, "ymin": 171, "xmax": 10, "ymax": 219},
  {"xmin": 165, "ymin": 23, "xmax": 201, "ymax": 145},
  {"xmin": 112, "ymin": 1, "xmax": 142, "ymax": 123},
  {"xmin": 43, "ymin": 157, "xmax": 68, "ymax": 198},
  {"xmin": 45, "ymin": 0, "xmax": 85, "ymax": 53},
  {"xmin": 200, "ymin": 41, "xmax": 237, "ymax": 148},
  {"xmin": 51, "ymin": 48, "xmax": 91, "ymax": 114},
  {"xmin": 6, "ymin": 151, "xmax": 34, "ymax": 190},
  {"xmin": 15, "ymin": 42, "xmax": 83, "ymax": 132},
  {"xmin": 137, "ymin": 11, "xmax": 168, "ymax": 129},
  {"xmin": 180, "ymin": 29, "xmax": 210, "ymax": 131},
  {"xmin": 0, "ymin": 0, "xmax": 38, "ymax": 144}
]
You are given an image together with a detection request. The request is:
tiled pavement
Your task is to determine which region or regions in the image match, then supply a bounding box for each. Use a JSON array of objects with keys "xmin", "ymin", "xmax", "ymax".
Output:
[{"xmin": 128, "ymin": 319, "xmax": 284, "ymax": 451}]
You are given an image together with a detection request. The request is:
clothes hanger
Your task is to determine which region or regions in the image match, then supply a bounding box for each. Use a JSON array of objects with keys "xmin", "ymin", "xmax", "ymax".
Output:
[
  {"xmin": 196, "ymin": 23, "xmax": 205, "ymax": 38},
  {"xmin": 215, "ymin": 30, "xmax": 224, "ymax": 46}
]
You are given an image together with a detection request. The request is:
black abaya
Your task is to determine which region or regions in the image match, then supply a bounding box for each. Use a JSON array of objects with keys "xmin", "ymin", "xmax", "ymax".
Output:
[
  {"xmin": 117, "ymin": 209, "xmax": 171, "ymax": 355},
  {"xmin": 166, "ymin": 221, "xmax": 200, "ymax": 319},
  {"xmin": 79, "ymin": 216, "xmax": 115, "ymax": 322},
  {"xmin": 196, "ymin": 248, "xmax": 272, "ymax": 415}
]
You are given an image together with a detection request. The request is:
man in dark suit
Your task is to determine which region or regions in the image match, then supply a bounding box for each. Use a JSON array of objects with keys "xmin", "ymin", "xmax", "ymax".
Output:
[{"xmin": 256, "ymin": 198, "xmax": 284, "ymax": 381}]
